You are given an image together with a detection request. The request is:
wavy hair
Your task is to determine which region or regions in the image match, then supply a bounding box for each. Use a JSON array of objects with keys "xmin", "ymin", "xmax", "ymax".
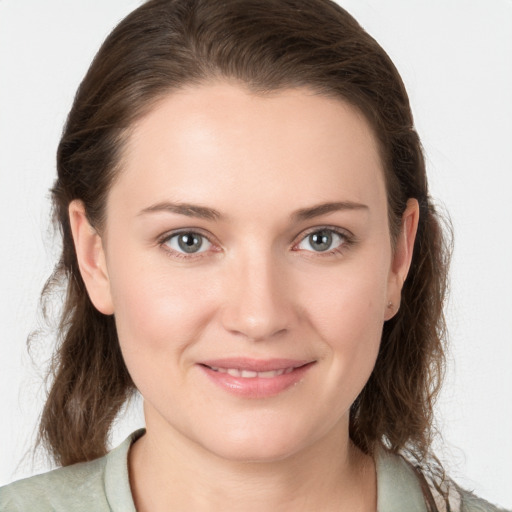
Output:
[{"xmin": 37, "ymin": 0, "xmax": 451, "ymax": 497}]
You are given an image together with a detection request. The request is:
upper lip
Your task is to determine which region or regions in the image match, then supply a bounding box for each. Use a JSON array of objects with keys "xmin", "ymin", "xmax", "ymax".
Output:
[{"xmin": 199, "ymin": 358, "xmax": 313, "ymax": 372}]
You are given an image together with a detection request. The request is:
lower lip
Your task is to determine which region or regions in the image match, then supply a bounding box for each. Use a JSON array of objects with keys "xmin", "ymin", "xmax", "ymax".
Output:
[{"xmin": 199, "ymin": 363, "xmax": 315, "ymax": 398}]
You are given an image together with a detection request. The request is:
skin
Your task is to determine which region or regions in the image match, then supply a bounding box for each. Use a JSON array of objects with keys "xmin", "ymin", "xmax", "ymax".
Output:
[{"xmin": 70, "ymin": 82, "xmax": 419, "ymax": 511}]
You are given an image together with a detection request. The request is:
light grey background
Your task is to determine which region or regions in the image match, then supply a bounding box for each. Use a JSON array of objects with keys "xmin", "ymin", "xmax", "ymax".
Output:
[{"xmin": 1, "ymin": 0, "xmax": 511, "ymax": 508}]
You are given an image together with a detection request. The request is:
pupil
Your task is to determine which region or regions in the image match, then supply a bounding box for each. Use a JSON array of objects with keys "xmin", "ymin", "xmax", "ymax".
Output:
[
  {"xmin": 310, "ymin": 231, "xmax": 332, "ymax": 251},
  {"xmin": 178, "ymin": 233, "xmax": 202, "ymax": 253}
]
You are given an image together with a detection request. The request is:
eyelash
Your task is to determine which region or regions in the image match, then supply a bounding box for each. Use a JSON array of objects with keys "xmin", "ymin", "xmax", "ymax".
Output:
[
  {"xmin": 157, "ymin": 229, "xmax": 218, "ymax": 260},
  {"xmin": 292, "ymin": 226, "xmax": 355, "ymax": 258},
  {"xmin": 157, "ymin": 226, "xmax": 355, "ymax": 260}
]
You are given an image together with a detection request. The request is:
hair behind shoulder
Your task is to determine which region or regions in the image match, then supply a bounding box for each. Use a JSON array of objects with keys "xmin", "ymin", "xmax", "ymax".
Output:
[{"xmin": 36, "ymin": 0, "xmax": 452, "ymax": 490}]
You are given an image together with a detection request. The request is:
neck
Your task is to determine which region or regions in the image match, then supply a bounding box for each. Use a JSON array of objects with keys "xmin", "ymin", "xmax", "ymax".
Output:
[{"xmin": 129, "ymin": 405, "xmax": 376, "ymax": 512}]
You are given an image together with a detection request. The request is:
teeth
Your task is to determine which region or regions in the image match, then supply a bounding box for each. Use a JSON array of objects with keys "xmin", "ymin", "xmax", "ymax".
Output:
[
  {"xmin": 259, "ymin": 369, "xmax": 285, "ymax": 378},
  {"xmin": 209, "ymin": 366, "xmax": 293, "ymax": 378}
]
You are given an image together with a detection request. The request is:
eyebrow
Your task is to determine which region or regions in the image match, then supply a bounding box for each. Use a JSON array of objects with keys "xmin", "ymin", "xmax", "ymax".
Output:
[
  {"xmin": 138, "ymin": 201, "xmax": 222, "ymax": 221},
  {"xmin": 138, "ymin": 200, "xmax": 368, "ymax": 222},
  {"xmin": 291, "ymin": 201, "xmax": 369, "ymax": 221}
]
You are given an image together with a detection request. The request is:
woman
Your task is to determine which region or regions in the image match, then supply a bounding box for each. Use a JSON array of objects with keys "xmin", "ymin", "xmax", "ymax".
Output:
[{"xmin": 0, "ymin": 0, "xmax": 508, "ymax": 510}]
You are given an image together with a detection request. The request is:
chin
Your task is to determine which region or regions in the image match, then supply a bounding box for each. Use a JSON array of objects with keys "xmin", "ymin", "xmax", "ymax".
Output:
[
  {"xmin": 190, "ymin": 417, "xmax": 333, "ymax": 465},
  {"xmin": 207, "ymin": 437, "xmax": 306, "ymax": 464}
]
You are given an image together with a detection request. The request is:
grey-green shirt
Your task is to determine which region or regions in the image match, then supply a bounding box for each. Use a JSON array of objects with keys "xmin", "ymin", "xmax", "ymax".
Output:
[{"xmin": 0, "ymin": 431, "xmax": 507, "ymax": 511}]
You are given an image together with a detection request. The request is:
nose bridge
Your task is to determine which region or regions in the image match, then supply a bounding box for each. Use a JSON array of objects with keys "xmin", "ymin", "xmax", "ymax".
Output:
[{"xmin": 221, "ymin": 245, "xmax": 293, "ymax": 341}]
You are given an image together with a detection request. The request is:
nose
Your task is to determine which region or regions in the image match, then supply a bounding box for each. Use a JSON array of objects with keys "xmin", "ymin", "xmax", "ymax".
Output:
[{"xmin": 220, "ymin": 251, "xmax": 296, "ymax": 341}]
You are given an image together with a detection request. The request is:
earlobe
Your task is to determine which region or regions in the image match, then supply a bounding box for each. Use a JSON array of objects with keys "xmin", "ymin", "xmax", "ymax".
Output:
[
  {"xmin": 68, "ymin": 200, "xmax": 114, "ymax": 315},
  {"xmin": 385, "ymin": 198, "xmax": 420, "ymax": 320}
]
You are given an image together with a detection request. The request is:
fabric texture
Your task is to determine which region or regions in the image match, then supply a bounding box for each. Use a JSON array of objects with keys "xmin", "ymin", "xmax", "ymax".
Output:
[{"xmin": 0, "ymin": 430, "xmax": 508, "ymax": 512}]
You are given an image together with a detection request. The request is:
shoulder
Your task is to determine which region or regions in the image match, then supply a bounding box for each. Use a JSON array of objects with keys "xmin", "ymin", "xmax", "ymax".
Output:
[
  {"xmin": 376, "ymin": 447, "xmax": 429, "ymax": 512},
  {"xmin": 375, "ymin": 447, "xmax": 511, "ymax": 512},
  {"xmin": 0, "ymin": 457, "xmax": 109, "ymax": 512},
  {"xmin": 459, "ymin": 488, "xmax": 511, "ymax": 512},
  {"xmin": 0, "ymin": 430, "xmax": 142, "ymax": 512}
]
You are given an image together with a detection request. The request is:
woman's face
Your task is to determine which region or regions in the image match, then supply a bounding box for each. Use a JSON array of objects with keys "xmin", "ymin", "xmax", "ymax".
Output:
[{"xmin": 74, "ymin": 83, "xmax": 416, "ymax": 462}]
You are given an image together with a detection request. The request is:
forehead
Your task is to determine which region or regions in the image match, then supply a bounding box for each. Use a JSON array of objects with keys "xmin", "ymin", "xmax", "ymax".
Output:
[{"xmin": 112, "ymin": 82, "xmax": 386, "ymax": 219}]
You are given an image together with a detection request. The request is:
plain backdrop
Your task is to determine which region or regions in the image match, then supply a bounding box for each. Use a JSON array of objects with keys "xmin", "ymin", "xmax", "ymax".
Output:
[{"xmin": 0, "ymin": 0, "xmax": 511, "ymax": 508}]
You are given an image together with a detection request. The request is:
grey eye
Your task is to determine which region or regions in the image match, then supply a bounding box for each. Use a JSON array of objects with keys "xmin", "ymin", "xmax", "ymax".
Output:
[
  {"xmin": 297, "ymin": 229, "xmax": 344, "ymax": 252},
  {"xmin": 166, "ymin": 232, "xmax": 211, "ymax": 254}
]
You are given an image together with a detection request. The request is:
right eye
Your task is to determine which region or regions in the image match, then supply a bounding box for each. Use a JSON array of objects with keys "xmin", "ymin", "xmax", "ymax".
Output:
[
  {"xmin": 296, "ymin": 229, "xmax": 346, "ymax": 253},
  {"xmin": 163, "ymin": 232, "xmax": 212, "ymax": 255}
]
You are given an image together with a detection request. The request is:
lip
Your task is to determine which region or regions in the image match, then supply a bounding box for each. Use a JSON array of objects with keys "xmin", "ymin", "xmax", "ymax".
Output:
[{"xmin": 198, "ymin": 358, "xmax": 315, "ymax": 398}]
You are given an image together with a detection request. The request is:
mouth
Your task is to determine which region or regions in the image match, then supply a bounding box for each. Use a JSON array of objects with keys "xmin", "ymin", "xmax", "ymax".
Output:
[
  {"xmin": 205, "ymin": 366, "xmax": 296, "ymax": 378},
  {"xmin": 197, "ymin": 358, "xmax": 315, "ymax": 398}
]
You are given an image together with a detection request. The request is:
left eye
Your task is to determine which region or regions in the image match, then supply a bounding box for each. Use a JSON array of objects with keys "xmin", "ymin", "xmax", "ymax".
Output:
[
  {"xmin": 165, "ymin": 232, "xmax": 212, "ymax": 254},
  {"xmin": 296, "ymin": 229, "xmax": 345, "ymax": 252}
]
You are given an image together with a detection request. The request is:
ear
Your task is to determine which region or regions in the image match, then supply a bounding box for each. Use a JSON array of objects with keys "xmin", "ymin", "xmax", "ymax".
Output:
[
  {"xmin": 69, "ymin": 200, "xmax": 114, "ymax": 315},
  {"xmin": 385, "ymin": 198, "xmax": 420, "ymax": 321}
]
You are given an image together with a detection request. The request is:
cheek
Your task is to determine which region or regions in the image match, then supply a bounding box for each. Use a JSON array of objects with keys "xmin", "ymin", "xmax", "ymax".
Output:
[
  {"xmin": 300, "ymin": 259, "xmax": 389, "ymax": 344},
  {"xmin": 107, "ymin": 264, "xmax": 223, "ymax": 410},
  {"xmin": 297, "ymin": 255, "xmax": 389, "ymax": 387},
  {"xmin": 106, "ymin": 252, "xmax": 218, "ymax": 365}
]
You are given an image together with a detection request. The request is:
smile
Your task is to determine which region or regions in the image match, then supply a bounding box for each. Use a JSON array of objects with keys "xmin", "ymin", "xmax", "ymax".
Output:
[
  {"xmin": 207, "ymin": 366, "xmax": 296, "ymax": 378},
  {"xmin": 198, "ymin": 359, "xmax": 315, "ymax": 398}
]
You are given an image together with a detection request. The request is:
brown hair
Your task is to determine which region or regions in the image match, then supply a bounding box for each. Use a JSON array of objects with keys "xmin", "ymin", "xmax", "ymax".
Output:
[{"xmin": 39, "ymin": 0, "xmax": 450, "ymax": 484}]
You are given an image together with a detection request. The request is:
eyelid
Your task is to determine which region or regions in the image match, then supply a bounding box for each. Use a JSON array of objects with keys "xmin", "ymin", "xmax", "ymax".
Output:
[
  {"xmin": 157, "ymin": 228, "xmax": 220, "ymax": 258},
  {"xmin": 156, "ymin": 225, "xmax": 355, "ymax": 259},
  {"xmin": 291, "ymin": 225, "xmax": 355, "ymax": 253}
]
